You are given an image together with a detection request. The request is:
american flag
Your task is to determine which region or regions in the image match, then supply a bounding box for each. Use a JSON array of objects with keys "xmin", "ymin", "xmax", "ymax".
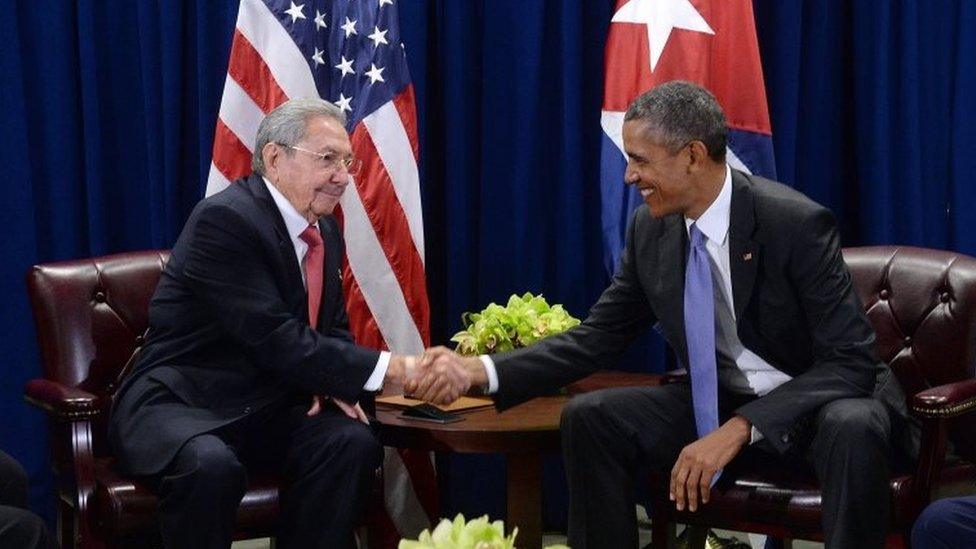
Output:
[
  {"xmin": 205, "ymin": 0, "xmax": 436, "ymax": 541},
  {"xmin": 599, "ymin": 0, "xmax": 776, "ymax": 274}
]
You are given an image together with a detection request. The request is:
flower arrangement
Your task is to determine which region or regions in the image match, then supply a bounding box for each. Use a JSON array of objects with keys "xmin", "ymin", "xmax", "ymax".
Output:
[
  {"xmin": 450, "ymin": 293, "xmax": 581, "ymax": 355},
  {"xmin": 398, "ymin": 513, "xmax": 569, "ymax": 549}
]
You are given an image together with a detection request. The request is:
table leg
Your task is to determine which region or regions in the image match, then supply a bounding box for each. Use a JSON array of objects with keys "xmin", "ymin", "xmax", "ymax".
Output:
[{"xmin": 506, "ymin": 453, "xmax": 543, "ymax": 549}]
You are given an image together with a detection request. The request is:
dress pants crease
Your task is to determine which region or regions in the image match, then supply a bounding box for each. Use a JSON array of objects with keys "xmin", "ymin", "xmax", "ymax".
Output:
[
  {"xmin": 561, "ymin": 385, "xmax": 897, "ymax": 549},
  {"xmin": 152, "ymin": 398, "xmax": 382, "ymax": 549}
]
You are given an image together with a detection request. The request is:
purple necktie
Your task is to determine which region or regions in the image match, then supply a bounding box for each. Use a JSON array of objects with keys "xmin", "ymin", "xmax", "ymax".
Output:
[{"xmin": 684, "ymin": 224, "xmax": 720, "ymax": 444}]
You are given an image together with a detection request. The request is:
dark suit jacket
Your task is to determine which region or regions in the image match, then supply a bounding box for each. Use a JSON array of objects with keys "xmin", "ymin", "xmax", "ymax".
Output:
[
  {"xmin": 493, "ymin": 169, "xmax": 910, "ymax": 456},
  {"xmin": 109, "ymin": 174, "xmax": 379, "ymax": 475}
]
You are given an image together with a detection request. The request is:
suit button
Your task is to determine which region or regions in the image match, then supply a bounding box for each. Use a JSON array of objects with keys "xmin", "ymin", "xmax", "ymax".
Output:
[
  {"xmin": 243, "ymin": 406, "xmax": 252, "ymax": 414},
  {"xmin": 781, "ymin": 432, "xmax": 791, "ymax": 444},
  {"xmin": 879, "ymin": 289, "xmax": 890, "ymax": 300}
]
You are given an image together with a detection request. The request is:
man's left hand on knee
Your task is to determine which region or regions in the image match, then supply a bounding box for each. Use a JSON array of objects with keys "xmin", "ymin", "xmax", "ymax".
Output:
[{"xmin": 670, "ymin": 415, "xmax": 752, "ymax": 512}]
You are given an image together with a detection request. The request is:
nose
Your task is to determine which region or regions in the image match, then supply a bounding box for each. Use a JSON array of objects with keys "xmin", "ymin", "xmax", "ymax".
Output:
[
  {"xmin": 331, "ymin": 170, "xmax": 351, "ymax": 185},
  {"xmin": 624, "ymin": 165, "xmax": 639, "ymax": 185}
]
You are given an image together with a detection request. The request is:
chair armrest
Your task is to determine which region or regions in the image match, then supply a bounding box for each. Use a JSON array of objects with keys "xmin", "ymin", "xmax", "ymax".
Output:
[
  {"xmin": 911, "ymin": 378, "xmax": 976, "ymax": 418},
  {"xmin": 24, "ymin": 378, "xmax": 101, "ymax": 420}
]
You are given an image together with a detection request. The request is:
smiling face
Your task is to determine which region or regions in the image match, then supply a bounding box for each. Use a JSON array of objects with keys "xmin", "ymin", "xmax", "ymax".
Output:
[
  {"xmin": 262, "ymin": 115, "xmax": 352, "ymax": 222},
  {"xmin": 622, "ymin": 119, "xmax": 698, "ymax": 219}
]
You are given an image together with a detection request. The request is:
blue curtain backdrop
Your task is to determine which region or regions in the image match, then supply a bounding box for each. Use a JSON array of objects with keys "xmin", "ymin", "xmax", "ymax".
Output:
[{"xmin": 2, "ymin": 0, "xmax": 974, "ymax": 532}]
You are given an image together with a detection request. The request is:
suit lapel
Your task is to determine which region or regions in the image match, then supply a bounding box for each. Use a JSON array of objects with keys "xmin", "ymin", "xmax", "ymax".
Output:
[
  {"xmin": 244, "ymin": 175, "xmax": 307, "ymax": 315},
  {"xmin": 729, "ymin": 170, "xmax": 759, "ymax": 320},
  {"xmin": 656, "ymin": 215, "xmax": 688, "ymax": 362},
  {"xmin": 318, "ymin": 216, "xmax": 342, "ymax": 331}
]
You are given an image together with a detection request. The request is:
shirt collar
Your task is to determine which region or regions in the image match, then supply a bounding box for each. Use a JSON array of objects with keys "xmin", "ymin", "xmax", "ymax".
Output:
[
  {"xmin": 263, "ymin": 177, "xmax": 316, "ymax": 241},
  {"xmin": 684, "ymin": 164, "xmax": 732, "ymax": 246}
]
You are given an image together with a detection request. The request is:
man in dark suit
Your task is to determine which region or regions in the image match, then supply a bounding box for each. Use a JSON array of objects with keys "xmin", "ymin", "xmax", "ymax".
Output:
[
  {"xmin": 913, "ymin": 496, "xmax": 976, "ymax": 548},
  {"xmin": 0, "ymin": 450, "xmax": 56, "ymax": 549},
  {"xmin": 413, "ymin": 81, "xmax": 914, "ymax": 548},
  {"xmin": 109, "ymin": 98, "xmax": 467, "ymax": 549}
]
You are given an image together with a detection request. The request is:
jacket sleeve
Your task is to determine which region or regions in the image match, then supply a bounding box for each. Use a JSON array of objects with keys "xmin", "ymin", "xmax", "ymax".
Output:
[
  {"xmin": 493, "ymin": 209, "xmax": 658, "ymax": 410},
  {"xmin": 735, "ymin": 207, "xmax": 883, "ymax": 454},
  {"xmin": 181, "ymin": 202, "xmax": 379, "ymax": 402}
]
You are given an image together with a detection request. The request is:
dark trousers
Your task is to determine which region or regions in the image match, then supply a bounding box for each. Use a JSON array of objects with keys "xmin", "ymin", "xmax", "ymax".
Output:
[
  {"xmin": 0, "ymin": 450, "xmax": 56, "ymax": 549},
  {"xmin": 912, "ymin": 496, "xmax": 976, "ymax": 549},
  {"xmin": 560, "ymin": 383, "xmax": 894, "ymax": 549},
  {"xmin": 152, "ymin": 399, "xmax": 383, "ymax": 549}
]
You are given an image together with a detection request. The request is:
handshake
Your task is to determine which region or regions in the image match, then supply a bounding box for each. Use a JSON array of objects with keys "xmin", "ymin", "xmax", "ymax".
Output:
[{"xmin": 385, "ymin": 347, "xmax": 489, "ymax": 405}]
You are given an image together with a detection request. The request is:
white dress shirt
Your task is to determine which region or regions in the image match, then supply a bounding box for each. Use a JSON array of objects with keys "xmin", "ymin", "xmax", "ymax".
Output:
[
  {"xmin": 479, "ymin": 166, "xmax": 790, "ymax": 442},
  {"xmin": 263, "ymin": 178, "xmax": 390, "ymax": 391},
  {"xmin": 685, "ymin": 166, "xmax": 792, "ymax": 400}
]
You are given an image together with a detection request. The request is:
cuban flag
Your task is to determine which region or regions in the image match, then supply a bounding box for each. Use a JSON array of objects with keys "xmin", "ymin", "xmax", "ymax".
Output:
[
  {"xmin": 205, "ymin": 0, "xmax": 436, "ymax": 543},
  {"xmin": 600, "ymin": 0, "xmax": 776, "ymax": 274}
]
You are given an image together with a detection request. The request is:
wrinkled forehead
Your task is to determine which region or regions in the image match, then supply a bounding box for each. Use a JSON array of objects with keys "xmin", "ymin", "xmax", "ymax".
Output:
[{"xmin": 300, "ymin": 115, "xmax": 352, "ymax": 154}]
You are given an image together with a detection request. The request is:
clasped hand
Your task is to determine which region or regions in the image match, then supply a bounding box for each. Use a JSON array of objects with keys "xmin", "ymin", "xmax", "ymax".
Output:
[
  {"xmin": 306, "ymin": 347, "xmax": 481, "ymax": 423},
  {"xmin": 403, "ymin": 346, "xmax": 475, "ymax": 405}
]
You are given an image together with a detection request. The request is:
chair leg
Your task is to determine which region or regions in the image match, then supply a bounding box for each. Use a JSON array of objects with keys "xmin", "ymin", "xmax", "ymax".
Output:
[
  {"xmin": 649, "ymin": 507, "xmax": 676, "ymax": 549},
  {"xmin": 58, "ymin": 497, "xmax": 76, "ymax": 548},
  {"xmin": 686, "ymin": 525, "xmax": 708, "ymax": 549},
  {"xmin": 759, "ymin": 536, "xmax": 794, "ymax": 549}
]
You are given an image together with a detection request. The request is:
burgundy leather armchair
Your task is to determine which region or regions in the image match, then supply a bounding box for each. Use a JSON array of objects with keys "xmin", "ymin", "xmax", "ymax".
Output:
[
  {"xmin": 23, "ymin": 251, "xmax": 283, "ymax": 548},
  {"xmin": 649, "ymin": 246, "xmax": 976, "ymax": 548}
]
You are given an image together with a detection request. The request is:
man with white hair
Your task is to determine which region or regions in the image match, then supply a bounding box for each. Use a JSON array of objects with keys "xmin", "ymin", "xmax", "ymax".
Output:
[{"xmin": 110, "ymin": 98, "xmax": 467, "ymax": 548}]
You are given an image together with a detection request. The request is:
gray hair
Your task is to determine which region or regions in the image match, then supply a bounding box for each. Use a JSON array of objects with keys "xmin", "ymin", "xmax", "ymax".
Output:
[
  {"xmin": 251, "ymin": 97, "xmax": 347, "ymax": 175},
  {"xmin": 624, "ymin": 81, "xmax": 727, "ymax": 162}
]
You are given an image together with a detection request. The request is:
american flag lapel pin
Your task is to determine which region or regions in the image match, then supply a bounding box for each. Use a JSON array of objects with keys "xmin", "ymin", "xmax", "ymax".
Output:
[{"xmin": 743, "ymin": 252, "xmax": 753, "ymax": 261}]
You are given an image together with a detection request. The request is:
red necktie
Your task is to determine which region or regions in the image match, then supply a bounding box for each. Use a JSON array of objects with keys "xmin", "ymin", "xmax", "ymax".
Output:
[{"xmin": 299, "ymin": 225, "xmax": 324, "ymax": 329}]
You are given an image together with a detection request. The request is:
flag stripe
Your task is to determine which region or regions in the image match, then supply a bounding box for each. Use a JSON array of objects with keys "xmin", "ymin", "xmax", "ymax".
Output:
[
  {"xmin": 362, "ymin": 97, "xmax": 426, "ymax": 262},
  {"xmin": 339, "ymin": 168, "xmax": 425, "ymax": 354},
  {"xmin": 235, "ymin": 0, "xmax": 318, "ymax": 99},
  {"xmin": 382, "ymin": 448, "xmax": 433, "ymax": 536},
  {"xmin": 350, "ymin": 124, "xmax": 430, "ymax": 342},
  {"xmin": 392, "ymin": 86, "xmax": 420, "ymax": 163},
  {"xmin": 212, "ymin": 119, "xmax": 252, "ymax": 181},
  {"xmin": 341, "ymin": 270, "xmax": 388, "ymax": 351},
  {"xmin": 218, "ymin": 76, "xmax": 265, "ymax": 152},
  {"xmin": 600, "ymin": 111, "xmax": 626, "ymax": 157},
  {"xmin": 206, "ymin": 163, "xmax": 232, "ymax": 196},
  {"xmin": 227, "ymin": 29, "xmax": 288, "ymax": 113},
  {"xmin": 397, "ymin": 449, "xmax": 438, "ymax": 521}
]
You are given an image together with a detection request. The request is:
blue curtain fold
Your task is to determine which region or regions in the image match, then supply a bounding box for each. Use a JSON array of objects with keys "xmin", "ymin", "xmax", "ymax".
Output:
[
  {"xmin": 0, "ymin": 0, "xmax": 239, "ymax": 524},
  {"xmin": 2, "ymin": 0, "xmax": 974, "ymax": 531}
]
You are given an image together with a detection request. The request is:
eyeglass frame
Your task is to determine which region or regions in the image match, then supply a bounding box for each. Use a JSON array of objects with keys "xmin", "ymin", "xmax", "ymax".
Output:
[{"xmin": 279, "ymin": 143, "xmax": 363, "ymax": 175}]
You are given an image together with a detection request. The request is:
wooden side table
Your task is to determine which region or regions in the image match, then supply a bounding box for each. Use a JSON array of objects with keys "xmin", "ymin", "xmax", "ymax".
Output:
[
  {"xmin": 375, "ymin": 371, "xmax": 664, "ymax": 548},
  {"xmin": 376, "ymin": 396, "xmax": 565, "ymax": 549}
]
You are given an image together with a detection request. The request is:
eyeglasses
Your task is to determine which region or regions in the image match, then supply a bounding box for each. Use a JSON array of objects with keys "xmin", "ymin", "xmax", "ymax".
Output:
[{"xmin": 281, "ymin": 144, "xmax": 363, "ymax": 176}]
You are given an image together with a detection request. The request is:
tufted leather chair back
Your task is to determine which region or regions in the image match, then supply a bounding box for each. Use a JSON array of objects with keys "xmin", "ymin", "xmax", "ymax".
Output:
[
  {"xmin": 844, "ymin": 246, "xmax": 976, "ymax": 457},
  {"xmin": 27, "ymin": 250, "xmax": 170, "ymax": 455}
]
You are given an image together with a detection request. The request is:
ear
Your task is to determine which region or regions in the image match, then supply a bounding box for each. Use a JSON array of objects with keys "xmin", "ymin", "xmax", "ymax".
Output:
[
  {"xmin": 686, "ymin": 140, "xmax": 710, "ymax": 173},
  {"xmin": 262, "ymin": 142, "xmax": 281, "ymax": 178}
]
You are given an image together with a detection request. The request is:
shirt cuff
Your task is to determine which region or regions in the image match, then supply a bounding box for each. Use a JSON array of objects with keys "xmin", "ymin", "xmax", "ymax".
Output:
[
  {"xmin": 479, "ymin": 355, "xmax": 499, "ymax": 394},
  {"xmin": 363, "ymin": 351, "xmax": 392, "ymax": 392},
  {"xmin": 749, "ymin": 426, "xmax": 764, "ymax": 445}
]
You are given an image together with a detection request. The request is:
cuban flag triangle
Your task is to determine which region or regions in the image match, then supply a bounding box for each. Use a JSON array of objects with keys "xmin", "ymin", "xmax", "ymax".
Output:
[{"xmin": 600, "ymin": 0, "xmax": 776, "ymax": 274}]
